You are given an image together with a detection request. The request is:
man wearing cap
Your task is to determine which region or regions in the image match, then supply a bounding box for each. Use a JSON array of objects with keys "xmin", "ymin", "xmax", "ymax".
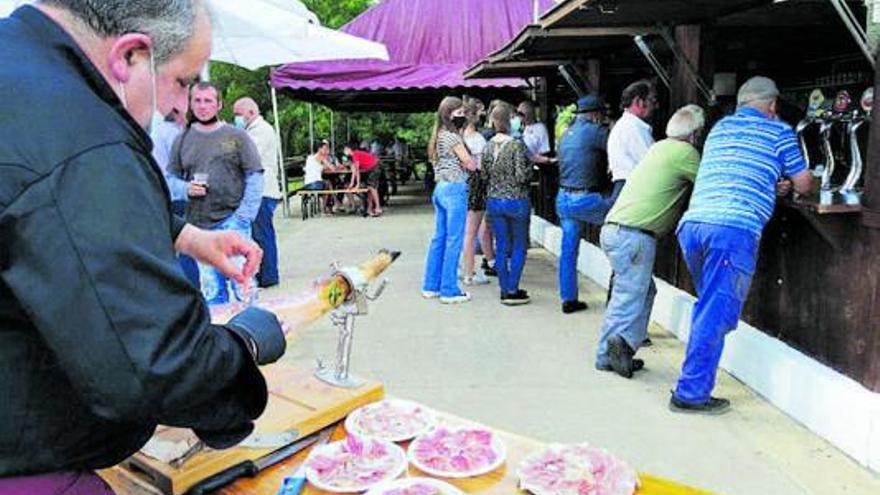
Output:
[
  {"xmin": 596, "ymin": 105, "xmax": 706, "ymax": 378},
  {"xmin": 555, "ymin": 95, "xmax": 610, "ymax": 314},
  {"xmin": 670, "ymin": 76, "xmax": 813, "ymax": 414}
]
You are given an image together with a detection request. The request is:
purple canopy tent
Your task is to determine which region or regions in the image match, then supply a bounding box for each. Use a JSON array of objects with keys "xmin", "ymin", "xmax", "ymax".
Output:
[{"xmin": 270, "ymin": 0, "xmax": 557, "ymax": 112}]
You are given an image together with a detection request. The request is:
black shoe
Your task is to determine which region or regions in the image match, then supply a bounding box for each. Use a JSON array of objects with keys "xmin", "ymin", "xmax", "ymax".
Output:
[
  {"xmin": 607, "ymin": 335, "xmax": 635, "ymax": 379},
  {"xmin": 562, "ymin": 300, "xmax": 588, "ymax": 314},
  {"xmin": 668, "ymin": 394, "xmax": 731, "ymax": 415},
  {"xmin": 642, "ymin": 337, "xmax": 653, "ymax": 347},
  {"xmin": 597, "ymin": 358, "xmax": 644, "ymax": 372},
  {"xmin": 501, "ymin": 289, "xmax": 530, "ymax": 306},
  {"xmin": 481, "ymin": 259, "xmax": 498, "ymax": 277}
]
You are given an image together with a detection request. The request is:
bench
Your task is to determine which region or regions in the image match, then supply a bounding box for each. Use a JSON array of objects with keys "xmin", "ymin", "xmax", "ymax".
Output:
[{"xmin": 296, "ymin": 188, "xmax": 369, "ymax": 220}]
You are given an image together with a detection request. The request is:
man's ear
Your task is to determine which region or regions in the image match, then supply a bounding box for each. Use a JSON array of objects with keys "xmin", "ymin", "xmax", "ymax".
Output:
[{"xmin": 107, "ymin": 33, "xmax": 153, "ymax": 83}]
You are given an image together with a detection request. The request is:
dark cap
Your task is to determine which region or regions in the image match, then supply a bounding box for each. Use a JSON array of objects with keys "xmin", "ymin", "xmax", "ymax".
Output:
[{"xmin": 575, "ymin": 94, "xmax": 602, "ymax": 113}]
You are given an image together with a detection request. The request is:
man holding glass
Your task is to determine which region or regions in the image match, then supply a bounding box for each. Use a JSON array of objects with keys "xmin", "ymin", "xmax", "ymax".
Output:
[{"xmin": 169, "ymin": 82, "xmax": 264, "ymax": 305}]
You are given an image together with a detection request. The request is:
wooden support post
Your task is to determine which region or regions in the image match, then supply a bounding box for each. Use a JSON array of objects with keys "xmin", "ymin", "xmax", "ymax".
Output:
[
  {"xmin": 586, "ymin": 59, "xmax": 601, "ymax": 93},
  {"xmin": 536, "ymin": 76, "xmax": 559, "ymax": 224},
  {"xmin": 670, "ymin": 25, "xmax": 702, "ymax": 110},
  {"xmin": 862, "ymin": 57, "xmax": 880, "ymax": 228}
]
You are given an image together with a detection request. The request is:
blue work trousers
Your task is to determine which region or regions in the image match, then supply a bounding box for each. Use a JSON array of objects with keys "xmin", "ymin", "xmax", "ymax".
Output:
[
  {"xmin": 422, "ymin": 182, "xmax": 468, "ymax": 297},
  {"xmin": 198, "ymin": 215, "xmax": 257, "ymax": 306},
  {"xmin": 674, "ymin": 221, "xmax": 758, "ymax": 404},
  {"xmin": 596, "ymin": 224, "xmax": 657, "ymax": 367},
  {"xmin": 253, "ymin": 197, "xmax": 280, "ymax": 287},
  {"xmin": 172, "ymin": 199, "xmax": 200, "ymax": 289},
  {"xmin": 487, "ymin": 198, "xmax": 530, "ymax": 295},
  {"xmin": 556, "ymin": 190, "xmax": 610, "ymax": 302}
]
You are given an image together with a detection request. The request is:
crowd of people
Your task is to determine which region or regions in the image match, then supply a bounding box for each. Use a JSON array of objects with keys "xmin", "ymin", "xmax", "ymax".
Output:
[
  {"xmin": 421, "ymin": 76, "xmax": 813, "ymax": 415},
  {"xmin": 150, "ymin": 82, "xmax": 285, "ymax": 305}
]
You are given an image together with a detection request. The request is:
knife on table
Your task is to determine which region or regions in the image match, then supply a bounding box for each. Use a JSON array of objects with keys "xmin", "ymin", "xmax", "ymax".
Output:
[
  {"xmin": 186, "ymin": 425, "xmax": 335, "ymax": 495},
  {"xmin": 275, "ymin": 427, "xmax": 335, "ymax": 495}
]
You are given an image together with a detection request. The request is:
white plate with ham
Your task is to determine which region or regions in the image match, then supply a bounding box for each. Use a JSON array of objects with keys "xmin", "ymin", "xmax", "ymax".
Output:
[
  {"xmin": 345, "ymin": 400, "xmax": 436, "ymax": 442},
  {"xmin": 517, "ymin": 443, "xmax": 639, "ymax": 495},
  {"xmin": 304, "ymin": 435, "xmax": 408, "ymax": 493},
  {"xmin": 364, "ymin": 477, "xmax": 465, "ymax": 495},
  {"xmin": 408, "ymin": 427, "xmax": 506, "ymax": 478}
]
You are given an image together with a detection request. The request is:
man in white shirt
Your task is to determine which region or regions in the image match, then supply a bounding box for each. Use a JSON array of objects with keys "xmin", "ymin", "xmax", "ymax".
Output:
[
  {"xmin": 517, "ymin": 100, "xmax": 556, "ymax": 165},
  {"xmin": 607, "ymin": 80, "xmax": 658, "ymax": 202},
  {"xmin": 233, "ymin": 97, "xmax": 283, "ymax": 288}
]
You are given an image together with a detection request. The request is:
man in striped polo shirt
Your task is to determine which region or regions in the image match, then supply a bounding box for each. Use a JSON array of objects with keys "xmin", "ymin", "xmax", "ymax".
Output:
[{"xmin": 670, "ymin": 77, "xmax": 813, "ymax": 414}]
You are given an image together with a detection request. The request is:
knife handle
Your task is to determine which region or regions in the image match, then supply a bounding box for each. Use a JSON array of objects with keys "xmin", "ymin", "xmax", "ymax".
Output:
[{"xmin": 186, "ymin": 461, "xmax": 258, "ymax": 495}]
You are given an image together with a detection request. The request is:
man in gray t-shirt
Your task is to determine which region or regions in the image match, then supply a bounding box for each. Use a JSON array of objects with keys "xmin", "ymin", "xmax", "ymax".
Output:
[{"xmin": 169, "ymin": 83, "xmax": 264, "ymax": 305}]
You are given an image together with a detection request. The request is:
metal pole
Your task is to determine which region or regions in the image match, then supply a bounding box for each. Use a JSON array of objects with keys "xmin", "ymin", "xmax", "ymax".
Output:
[
  {"xmin": 533, "ymin": 0, "xmax": 539, "ymax": 23},
  {"xmin": 330, "ymin": 110, "xmax": 336, "ymax": 155},
  {"xmin": 827, "ymin": 0, "xmax": 875, "ymax": 68},
  {"xmin": 309, "ymin": 103, "xmax": 315, "ymax": 153},
  {"xmin": 633, "ymin": 35, "xmax": 671, "ymax": 89},
  {"xmin": 270, "ymin": 85, "xmax": 290, "ymax": 218},
  {"xmin": 346, "ymin": 116, "xmax": 351, "ymax": 143}
]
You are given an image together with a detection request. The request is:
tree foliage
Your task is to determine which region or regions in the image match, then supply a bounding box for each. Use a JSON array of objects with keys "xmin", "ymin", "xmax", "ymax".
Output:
[{"xmin": 209, "ymin": 0, "xmax": 434, "ymax": 158}]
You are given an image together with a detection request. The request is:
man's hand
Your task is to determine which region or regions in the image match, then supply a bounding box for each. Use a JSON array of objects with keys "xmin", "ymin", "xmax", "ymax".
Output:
[
  {"xmin": 175, "ymin": 225, "xmax": 263, "ymax": 284},
  {"xmin": 776, "ymin": 179, "xmax": 793, "ymax": 197},
  {"xmin": 188, "ymin": 182, "xmax": 208, "ymax": 198}
]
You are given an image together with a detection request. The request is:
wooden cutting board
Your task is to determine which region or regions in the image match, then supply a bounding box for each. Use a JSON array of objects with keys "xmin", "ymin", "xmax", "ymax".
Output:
[{"xmin": 105, "ymin": 363, "xmax": 383, "ymax": 495}]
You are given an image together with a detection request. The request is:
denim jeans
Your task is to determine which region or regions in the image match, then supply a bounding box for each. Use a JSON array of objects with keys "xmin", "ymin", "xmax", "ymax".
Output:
[
  {"xmin": 422, "ymin": 181, "xmax": 468, "ymax": 297},
  {"xmin": 674, "ymin": 221, "xmax": 759, "ymax": 404},
  {"xmin": 198, "ymin": 215, "xmax": 257, "ymax": 305},
  {"xmin": 556, "ymin": 190, "xmax": 610, "ymax": 302},
  {"xmin": 172, "ymin": 199, "xmax": 200, "ymax": 289},
  {"xmin": 253, "ymin": 197, "xmax": 280, "ymax": 287},
  {"xmin": 595, "ymin": 224, "xmax": 657, "ymax": 367},
  {"xmin": 486, "ymin": 197, "xmax": 530, "ymax": 295}
]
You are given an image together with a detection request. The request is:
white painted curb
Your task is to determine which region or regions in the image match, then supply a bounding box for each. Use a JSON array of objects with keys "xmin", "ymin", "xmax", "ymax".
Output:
[{"xmin": 531, "ymin": 215, "xmax": 880, "ymax": 474}]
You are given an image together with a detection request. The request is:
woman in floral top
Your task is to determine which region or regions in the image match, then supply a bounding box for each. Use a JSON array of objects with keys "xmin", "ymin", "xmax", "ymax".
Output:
[
  {"xmin": 482, "ymin": 103, "xmax": 533, "ymax": 305},
  {"xmin": 422, "ymin": 96, "xmax": 478, "ymax": 303}
]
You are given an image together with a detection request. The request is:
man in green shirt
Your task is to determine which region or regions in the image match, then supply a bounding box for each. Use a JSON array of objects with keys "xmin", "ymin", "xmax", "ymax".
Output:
[{"xmin": 596, "ymin": 105, "xmax": 705, "ymax": 378}]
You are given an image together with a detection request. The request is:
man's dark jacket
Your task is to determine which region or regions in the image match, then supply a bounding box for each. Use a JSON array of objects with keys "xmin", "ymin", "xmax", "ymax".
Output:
[{"xmin": 0, "ymin": 7, "xmax": 284, "ymax": 476}]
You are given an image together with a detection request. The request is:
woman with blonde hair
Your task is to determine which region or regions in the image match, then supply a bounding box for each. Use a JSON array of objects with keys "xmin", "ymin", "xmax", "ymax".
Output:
[
  {"xmin": 460, "ymin": 97, "xmax": 493, "ymax": 285},
  {"xmin": 422, "ymin": 96, "xmax": 478, "ymax": 303}
]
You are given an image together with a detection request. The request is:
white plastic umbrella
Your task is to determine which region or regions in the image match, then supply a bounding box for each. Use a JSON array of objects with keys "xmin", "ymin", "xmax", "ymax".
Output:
[{"xmin": 209, "ymin": 0, "xmax": 389, "ymax": 69}]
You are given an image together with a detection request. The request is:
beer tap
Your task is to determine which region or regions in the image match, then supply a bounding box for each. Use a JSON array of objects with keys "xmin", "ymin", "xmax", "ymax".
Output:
[
  {"xmin": 795, "ymin": 116, "xmax": 816, "ymax": 167},
  {"xmin": 818, "ymin": 117, "xmax": 836, "ymax": 204},
  {"xmin": 840, "ymin": 88, "xmax": 873, "ymax": 205},
  {"xmin": 800, "ymin": 89, "xmax": 826, "ymax": 181}
]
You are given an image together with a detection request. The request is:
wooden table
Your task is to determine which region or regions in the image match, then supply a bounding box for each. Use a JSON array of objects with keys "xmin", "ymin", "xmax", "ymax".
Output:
[
  {"xmin": 104, "ymin": 412, "xmax": 718, "ymax": 495},
  {"xmin": 213, "ymin": 413, "xmax": 717, "ymax": 495}
]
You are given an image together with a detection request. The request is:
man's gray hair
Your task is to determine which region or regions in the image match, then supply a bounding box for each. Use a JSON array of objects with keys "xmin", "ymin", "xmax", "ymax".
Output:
[
  {"xmin": 666, "ymin": 104, "xmax": 705, "ymax": 139},
  {"xmin": 737, "ymin": 76, "xmax": 779, "ymax": 108},
  {"xmin": 40, "ymin": 0, "xmax": 200, "ymax": 64}
]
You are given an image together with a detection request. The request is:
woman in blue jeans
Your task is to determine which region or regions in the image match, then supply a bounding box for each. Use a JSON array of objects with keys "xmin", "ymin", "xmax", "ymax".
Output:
[
  {"xmin": 482, "ymin": 104, "xmax": 533, "ymax": 305},
  {"xmin": 422, "ymin": 96, "xmax": 478, "ymax": 304}
]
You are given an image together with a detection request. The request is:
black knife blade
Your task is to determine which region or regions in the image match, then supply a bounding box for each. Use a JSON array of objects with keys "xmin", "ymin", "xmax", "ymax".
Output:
[{"xmin": 184, "ymin": 425, "xmax": 334, "ymax": 495}]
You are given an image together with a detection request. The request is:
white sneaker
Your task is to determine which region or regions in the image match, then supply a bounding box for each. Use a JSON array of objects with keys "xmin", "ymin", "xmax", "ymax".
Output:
[
  {"xmin": 421, "ymin": 290, "xmax": 440, "ymax": 299},
  {"xmin": 472, "ymin": 270, "xmax": 490, "ymax": 285},
  {"xmin": 440, "ymin": 292, "xmax": 471, "ymax": 304}
]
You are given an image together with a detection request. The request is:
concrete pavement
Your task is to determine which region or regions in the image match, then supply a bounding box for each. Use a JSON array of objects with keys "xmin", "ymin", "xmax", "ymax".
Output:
[{"xmin": 266, "ymin": 186, "xmax": 879, "ymax": 495}]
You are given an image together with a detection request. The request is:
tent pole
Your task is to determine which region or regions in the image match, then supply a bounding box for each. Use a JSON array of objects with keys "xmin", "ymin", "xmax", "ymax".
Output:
[
  {"xmin": 200, "ymin": 61, "xmax": 210, "ymax": 82},
  {"xmin": 330, "ymin": 110, "xmax": 336, "ymax": 155},
  {"xmin": 309, "ymin": 103, "xmax": 315, "ymax": 153},
  {"xmin": 270, "ymin": 85, "xmax": 290, "ymax": 218}
]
